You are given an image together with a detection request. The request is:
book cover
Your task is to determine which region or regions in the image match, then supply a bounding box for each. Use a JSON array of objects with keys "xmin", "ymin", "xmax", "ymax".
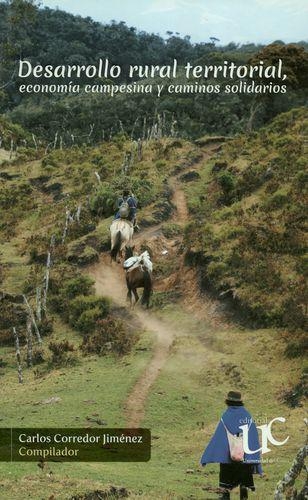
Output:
[{"xmin": 0, "ymin": 1, "xmax": 307, "ymax": 499}]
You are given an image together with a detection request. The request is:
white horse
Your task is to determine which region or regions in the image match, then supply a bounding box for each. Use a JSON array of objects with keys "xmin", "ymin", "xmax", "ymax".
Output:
[{"xmin": 110, "ymin": 219, "xmax": 134, "ymax": 262}]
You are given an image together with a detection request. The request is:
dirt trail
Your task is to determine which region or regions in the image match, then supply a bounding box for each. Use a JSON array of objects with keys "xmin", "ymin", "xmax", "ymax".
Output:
[
  {"xmin": 124, "ymin": 312, "xmax": 174, "ymax": 427},
  {"xmin": 88, "ymin": 144, "xmax": 221, "ymax": 427},
  {"xmin": 170, "ymin": 178, "xmax": 188, "ymax": 224},
  {"xmin": 89, "ymin": 256, "xmax": 176, "ymax": 427}
]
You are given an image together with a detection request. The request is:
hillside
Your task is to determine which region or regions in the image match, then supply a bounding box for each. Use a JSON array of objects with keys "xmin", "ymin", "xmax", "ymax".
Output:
[
  {"xmin": 0, "ymin": 128, "xmax": 199, "ymax": 340},
  {"xmin": 0, "ymin": 109, "xmax": 307, "ymax": 499},
  {"xmin": 184, "ymin": 108, "xmax": 307, "ymax": 337}
]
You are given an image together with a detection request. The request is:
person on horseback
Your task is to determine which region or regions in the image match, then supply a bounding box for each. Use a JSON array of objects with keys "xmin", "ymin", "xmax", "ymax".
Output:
[{"xmin": 115, "ymin": 189, "xmax": 139, "ymax": 230}]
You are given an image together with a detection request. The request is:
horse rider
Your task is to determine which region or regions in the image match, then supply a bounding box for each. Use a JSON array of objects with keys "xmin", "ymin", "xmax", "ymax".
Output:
[{"xmin": 115, "ymin": 189, "xmax": 139, "ymax": 231}]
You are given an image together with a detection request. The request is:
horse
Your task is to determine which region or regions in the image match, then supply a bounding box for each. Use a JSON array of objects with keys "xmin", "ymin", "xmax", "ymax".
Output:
[
  {"xmin": 110, "ymin": 219, "xmax": 134, "ymax": 262},
  {"xmin": 123, "ymin": 247, "xmax": 153, "ymax": 308}
]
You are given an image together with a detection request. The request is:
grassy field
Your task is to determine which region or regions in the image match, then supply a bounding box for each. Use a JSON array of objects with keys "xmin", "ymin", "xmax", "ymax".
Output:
[
  {"xmin": 0, "ymin": 305, "xmax": 306, "ymax": 499},
  {"xmin": 0, "ymin": 325, "xmax": 155, "ymax": 499}
]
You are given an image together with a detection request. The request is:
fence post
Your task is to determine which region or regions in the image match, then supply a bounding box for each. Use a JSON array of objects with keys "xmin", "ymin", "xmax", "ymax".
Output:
[{"xmin": 12, "ymin": 327, "xmax": 23, "ymax": 383}]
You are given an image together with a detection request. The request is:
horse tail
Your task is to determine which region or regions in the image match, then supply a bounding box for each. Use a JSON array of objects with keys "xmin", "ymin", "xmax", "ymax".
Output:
[
  {"xmin": 141, "ymin": 270, "xmax": 152, "ymax": 307},
  {"xmin": 110, "ymin": 230, "xmax": 122, "ymax": 261}
]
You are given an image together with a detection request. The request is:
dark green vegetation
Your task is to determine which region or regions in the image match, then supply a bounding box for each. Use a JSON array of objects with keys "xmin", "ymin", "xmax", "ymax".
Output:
[
  {"xmin": 0, "ymin": 1, "xmax": 308, "ymax": 143},
  {"xmin": 184, "ymin": 108, "xmax": 307, "ymax": 343}
]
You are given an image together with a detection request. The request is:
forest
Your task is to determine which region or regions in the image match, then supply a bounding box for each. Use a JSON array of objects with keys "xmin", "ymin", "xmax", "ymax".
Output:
[{"xmin": 0, "ymin": 0, "xmax": 308, "ymax": 143}]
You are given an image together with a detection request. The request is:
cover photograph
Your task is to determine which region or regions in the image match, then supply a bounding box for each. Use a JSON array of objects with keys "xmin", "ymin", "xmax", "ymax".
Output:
[{"xmin": 0, "ymin": 0, "xmax": 307, "ymax": 498}]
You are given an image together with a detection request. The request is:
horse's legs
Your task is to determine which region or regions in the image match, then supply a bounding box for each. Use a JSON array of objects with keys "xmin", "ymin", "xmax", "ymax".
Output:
[
  {"xmin": 126, "ymin": 275, "xmax": 132, "ymax": 306},
  {"xmin": 126, "ymin": 288, "xmax": 138, "ymax": 308},
  {"xmin": 133, "ymin": 288, "xmax": 139, "ymax": 306},
  {"xmin": 126, "ymin": 288, "xmax": 132, "ymax": 306},
  {"xmin": 141, "ymin": 271, "xmax": 152, "ymax": 308},
  {"xmin": 110, "ymin": 237, "xmax": 114, "ymax": 263},
  {"xmin": 117, "ymin": 249, "xmax": 122, "ymax": 264}
]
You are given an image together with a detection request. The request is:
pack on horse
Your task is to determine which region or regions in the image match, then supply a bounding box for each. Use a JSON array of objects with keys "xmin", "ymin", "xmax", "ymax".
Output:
[{"xmin": 123, "ymin": 247, "xmax": 153, "ymax": 308}]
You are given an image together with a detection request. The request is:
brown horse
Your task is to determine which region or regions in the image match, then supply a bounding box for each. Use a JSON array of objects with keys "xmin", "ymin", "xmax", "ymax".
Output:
[{"xmin": 124, "ymin": 247, "xmax": 153, "ymax": 308}]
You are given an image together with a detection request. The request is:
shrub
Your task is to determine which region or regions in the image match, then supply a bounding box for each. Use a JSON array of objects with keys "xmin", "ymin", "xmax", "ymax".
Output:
[
  {"xmin": 151, "ymin": 291, "xmax": 181, "ymax": 309},
  {"xmin": 279, "ymin": 368, "xmax": 307, "ymax": 408},
  {"xmin": 218, "ymin": 171, "xmax": 235, "ymax": 193},
  {"xmin": 0, "ymin": 182, "xmax": 33, "ymax": 210},
  {"xmin": 295, "ymin": 170, "xmax": 308, "ymax": 188},
  {"xmin": 0, "ymin": 301, "xmax": 26, "ymax": 346},
  {"xmin": 207, "ymin": 261, "xmax": 228, "ymax": 280},
  {"xmin": 68, "ymin": 295, "xmax": 110, "ymax": 330},
  {"xmin": 284, "ymin": 332, "xmax": 308, "ymax": 358},
  {"xmin": 67, "ymin": 243, "xmax": 99, "ymax": 266},
  {"xmin": 265, "ymin": 189, "xmax": 289, "ymax": 209},
  {"xmin": 63, "ymin": 275, "xmax": 94, "ymax": 299},
  {"xmin": 65, "ymin": 218, "xmax": 97, "ymax": 241},
  {"xmin": 161, "ymin": 222, "xmax": 182, "ymax": 239},
  {"xmin": 236, "ymin": 164, "xmax": 265, "ymax": 195},
  {"xmin": 49, "ymin": 269, "xmax": 94, "ymax": 317},
  {"xmin": 156, "ymin": 160, "xmax": 167, "ymax": 168},
  {"xmin": 296, "ymin": 156, "xmax": 308, "ymax": 170},
  {"xmin": 113, "ymin": 132, "xmax": 128, "ymax": 149},
  {"xmin": 275, "ymin": 135, "xmax": 301, "ymax": 156},
  {"xmin": 39, "ymin": 317, "xmax": 54, "ymax": 336},
  {"xmin": 217, "ymin": 171, "xmax": 237, "ymax": 204},
  {"xmin": 41, "ymin": 157, "xmax": 55, "ymax": 168},
  {"xmin": 75, "ymin": 306, "xmax": 102, "ymax": 335},
  {"xmin": 32, "ymin": 348, "xmax": 46, "ymax": 365},
  {"xmin": 0, "ymin": 358, "xmax": 7, "ymax": 368},
  {"xmin": 81, "ymin": 316, "xmax": 138, "ymax": 356},
  {"xmin": 282, "ymin": 295, "xmax": 307, "ymax": 331},
  {"xmin": 48, "ymin": 340, "xmax": 77, "ymax": 367},
  {"xmin": 0, "ymin": 116, "xmax": 31, "ymax": 147},
  {"xmin": 89, "ymin": 183, "xmax": 115, "ymax": 216},
  {"xmin": 29, "ymin": 247, "xmax": 47, "ymax": 264}
]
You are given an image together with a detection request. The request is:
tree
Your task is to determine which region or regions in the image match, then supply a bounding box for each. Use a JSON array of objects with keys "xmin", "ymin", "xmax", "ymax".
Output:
[
  {"xmin": 209, "ymin": 36, "xmax": 220, "ymax": 45},
  {"xmin": 250, "ymin": 43, "xmax": 308, "ymax": 89}
]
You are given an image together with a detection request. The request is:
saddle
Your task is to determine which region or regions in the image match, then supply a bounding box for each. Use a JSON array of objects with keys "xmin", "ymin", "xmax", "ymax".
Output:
[{"xmin": 111, "ymin": 218, "xmax": 133, "ymax": 227}]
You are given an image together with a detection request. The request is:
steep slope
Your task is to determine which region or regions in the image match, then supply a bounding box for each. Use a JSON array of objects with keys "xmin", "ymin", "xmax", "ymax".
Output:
[{"xmin": 184, "ymin": 108, "xmax": 307, "ymax": 337}]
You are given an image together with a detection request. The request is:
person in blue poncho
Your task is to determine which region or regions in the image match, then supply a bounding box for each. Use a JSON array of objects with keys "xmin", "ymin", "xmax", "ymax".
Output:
[{"xmin": 200, "ymin": 391, "xmax": 263, "ymax": 500}]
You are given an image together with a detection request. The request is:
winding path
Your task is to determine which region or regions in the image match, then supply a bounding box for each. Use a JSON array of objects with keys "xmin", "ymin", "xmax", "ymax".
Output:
[{"xmin": 88, "ymin": 146, "xmax": 220, "ymax": 427}]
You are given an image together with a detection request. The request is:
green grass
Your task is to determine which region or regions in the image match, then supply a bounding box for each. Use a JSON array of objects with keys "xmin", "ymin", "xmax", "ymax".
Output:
[
  {"xmin": 139, "ymin": 307, "xmax": 306, "ymax": 500},
  {"xmin": 12, "ymin": 304, "xmax": 300, "ymax": 500},
  {"xmin": 0, "ymin": 328, "xmax": 155, "ymax": 499},
  {"xmin": 0, "ymin": 240, "xmax": 29, "ymax": 293},
  {"xmin": 1, "ymin": 302, "xmax": 305, "ymax": 499},
  {"xmin": 0, "ymin": 148, "xmax": 16, "ymax": 164}
]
